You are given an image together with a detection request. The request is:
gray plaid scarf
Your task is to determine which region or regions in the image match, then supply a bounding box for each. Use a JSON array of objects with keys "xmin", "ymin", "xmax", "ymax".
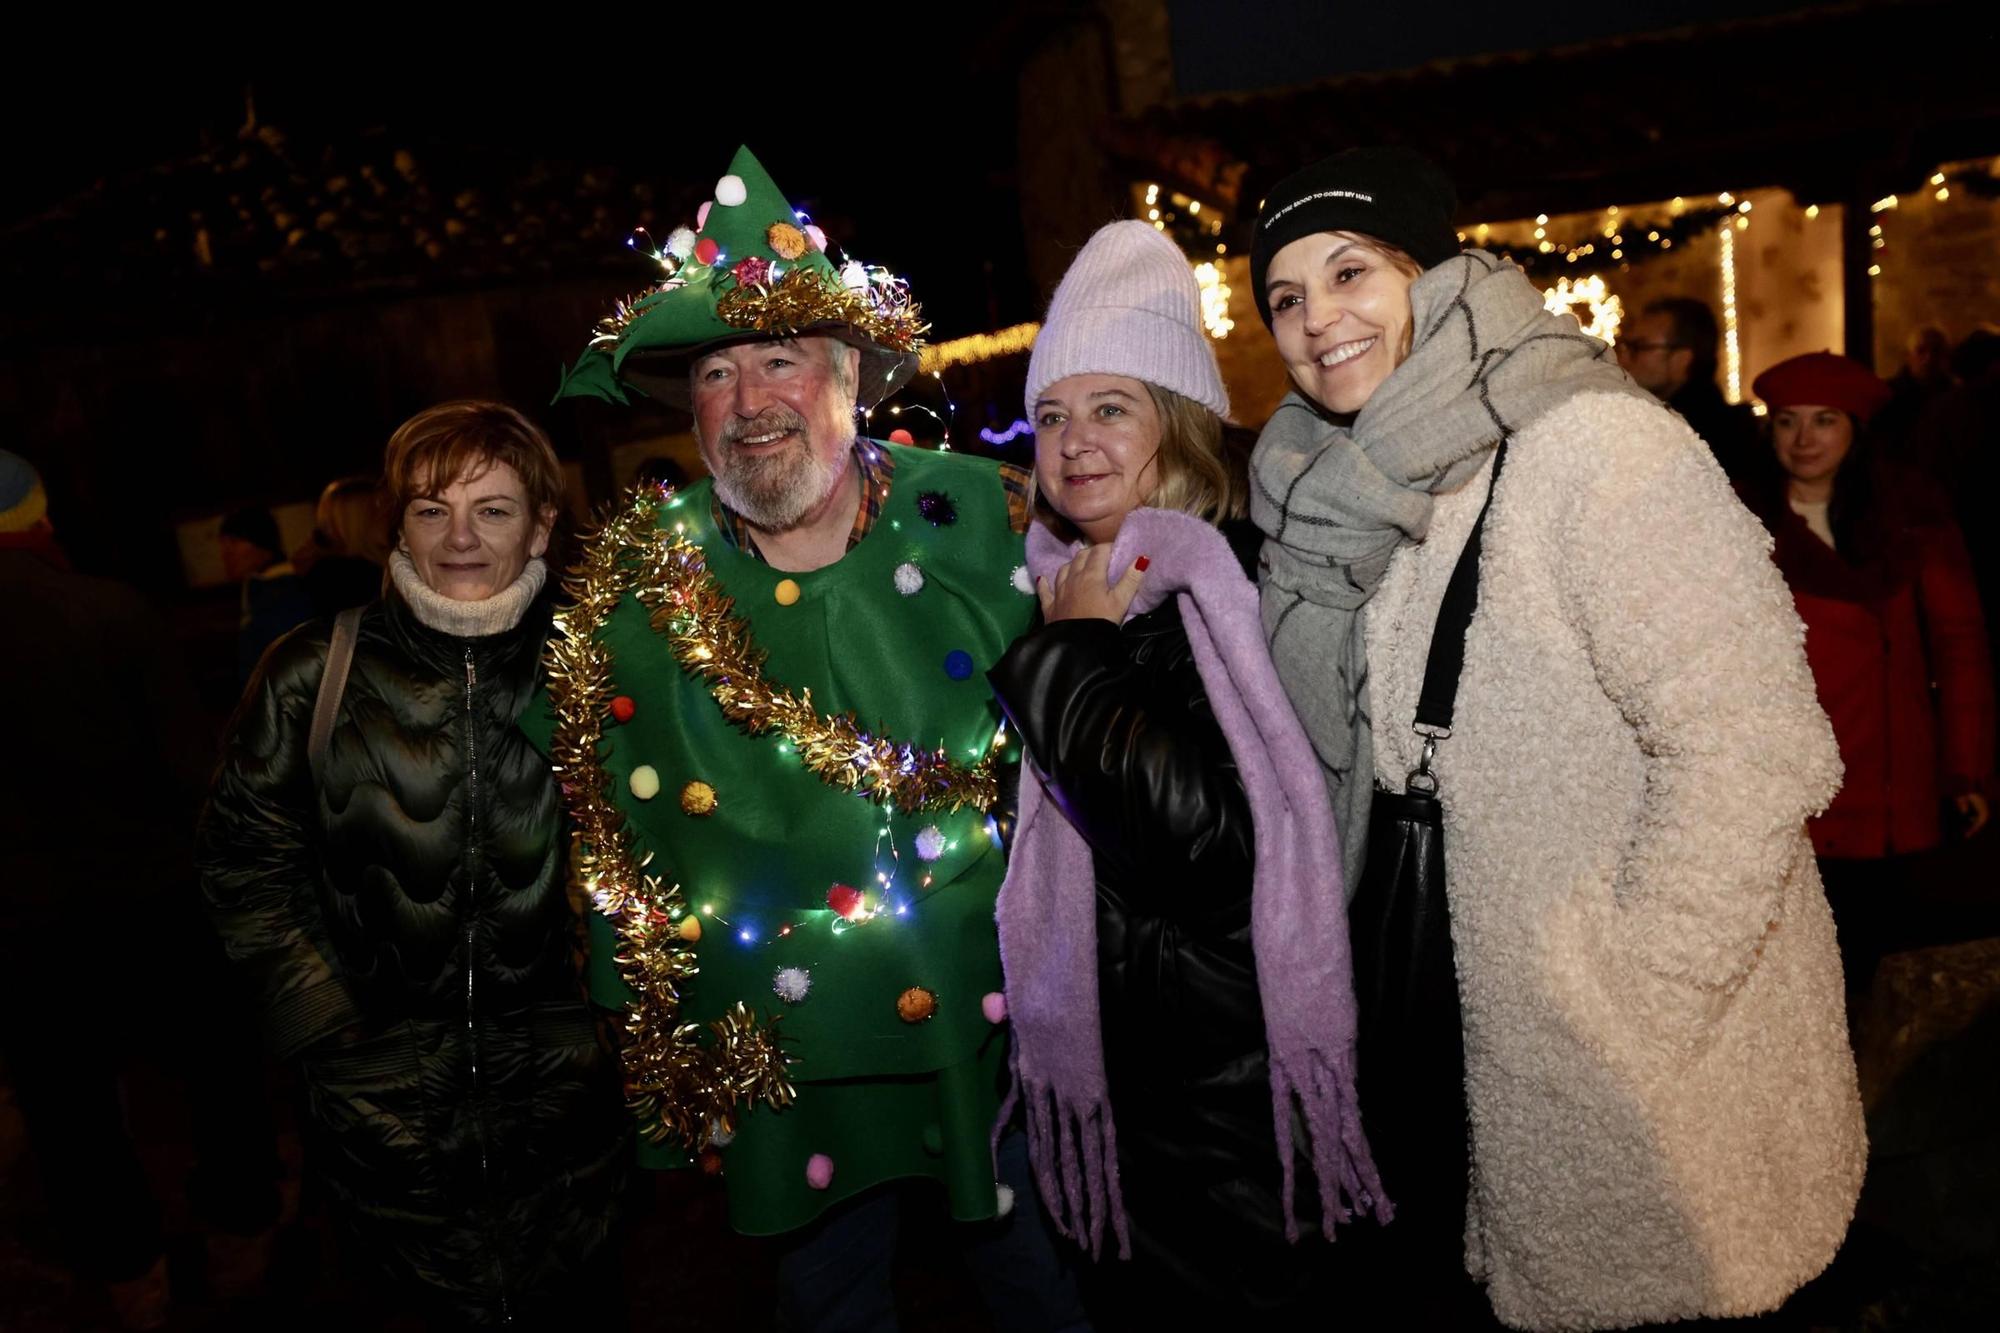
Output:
[{"xmin": 1251, "ymin": 252, "xmax": 1646, "ymax": 890}]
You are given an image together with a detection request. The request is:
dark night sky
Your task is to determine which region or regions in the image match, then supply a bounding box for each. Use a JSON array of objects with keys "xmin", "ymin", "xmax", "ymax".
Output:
[
  {"xmin": 0, "ymin": 5, "xmax": 1853, "ymax": 339},
  {"xmin": 1166, "ymin": 0, "xmax": 1827, "ymax": 93}
]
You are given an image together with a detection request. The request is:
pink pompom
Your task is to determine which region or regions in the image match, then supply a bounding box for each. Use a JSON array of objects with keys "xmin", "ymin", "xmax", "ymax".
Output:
[
  {"xmin": 696, "ymin": 201, "xmax": 712, "ymax": 229},
  {"xmin": 805, "ymin": 1153, "xmax": 835, "ymax": 1190},
  {"xmin": 804, "ymin": 224, "xmax": 828, "ymax": 252},
  {"xmin": 982, "ymin": 991, "xmax": 1007, "ymax": 1024}
]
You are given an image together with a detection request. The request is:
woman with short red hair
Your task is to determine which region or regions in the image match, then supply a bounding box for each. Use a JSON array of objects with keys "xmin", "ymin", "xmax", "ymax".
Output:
[{"xmin": 200, "ymin": 401, "xmax": 626, "ymax": 1327}]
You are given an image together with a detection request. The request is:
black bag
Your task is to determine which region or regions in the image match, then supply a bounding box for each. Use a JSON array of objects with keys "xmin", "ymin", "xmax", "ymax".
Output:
[{"xmin": 1348, "ymin": 442, "xmax": 1505, "ymax": 1273}]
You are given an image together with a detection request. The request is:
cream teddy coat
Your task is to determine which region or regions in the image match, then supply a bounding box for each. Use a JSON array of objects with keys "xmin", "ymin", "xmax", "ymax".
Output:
[{"xmin": 1361, "ymin": 391, "xmax": 1864, "ymax": 1331}]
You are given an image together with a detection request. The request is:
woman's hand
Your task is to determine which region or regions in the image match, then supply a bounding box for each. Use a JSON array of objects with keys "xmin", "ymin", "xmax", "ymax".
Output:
[
  {"xmin": 1037, "ymin": 547, "xmax": 1150, "ymax": 624},
  {"xmin": 1955, "ymin": 792, "xmax": 1991, "ymax": 838}
]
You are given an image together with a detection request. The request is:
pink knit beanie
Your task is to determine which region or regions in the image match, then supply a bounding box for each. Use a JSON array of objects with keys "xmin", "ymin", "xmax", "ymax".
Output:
[{"xmin": 1026, "ymin": 221, "xmax": 1230, "ymax": 420}]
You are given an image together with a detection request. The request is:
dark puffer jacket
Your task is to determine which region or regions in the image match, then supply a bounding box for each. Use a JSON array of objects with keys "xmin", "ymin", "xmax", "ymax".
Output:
[
  {"xmin": 198, "ymin": 587, "xmax": 628, "ymax": 1327},
  {"xmin": 988, "ymin": 523, "xmax": 1330, "ymax": 1321}
]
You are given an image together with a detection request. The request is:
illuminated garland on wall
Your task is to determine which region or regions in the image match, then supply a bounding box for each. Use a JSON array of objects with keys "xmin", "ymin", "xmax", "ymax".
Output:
[
  {"xmin": 1718, "ymin": 219, "xmax": 1742, "ymax": 402},
  {"xmin": 1542, "ymin": 274, "xmax": 1623, "ymax": 344},
  {"xmin": 918, "ymin": 323, "xmax": 1040, "ymax": 374},
  {"xmin": 1472, "ymin": 204, "xmax": 1731, "ymax": 282}
]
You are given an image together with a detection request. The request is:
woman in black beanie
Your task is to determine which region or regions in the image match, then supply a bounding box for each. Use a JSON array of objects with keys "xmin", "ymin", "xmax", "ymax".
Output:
[{"xmin": 1245, "ymin": 147, "xmax": 1865, "ymax": 1330}]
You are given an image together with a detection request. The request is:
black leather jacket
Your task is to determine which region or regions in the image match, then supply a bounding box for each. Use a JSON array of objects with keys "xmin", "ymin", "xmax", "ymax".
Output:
[
  {"xmin": 989, "ymin": 524, "xmax": 1326, "ymax": 1312},
  {"xmin": 198, "ymin": 588, "xmax": 627, "ymax": 1326}
]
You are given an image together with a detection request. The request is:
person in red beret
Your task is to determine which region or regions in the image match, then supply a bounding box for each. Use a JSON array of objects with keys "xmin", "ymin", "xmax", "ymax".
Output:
[{"xmin": 1745, "ymin": 351, "xmax": 1995, "ymax": 997}]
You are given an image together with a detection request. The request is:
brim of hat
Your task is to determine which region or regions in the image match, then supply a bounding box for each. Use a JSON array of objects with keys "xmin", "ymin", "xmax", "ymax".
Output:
[{"xmin": 619, "ymin": 325, "xmax": 920, "ymax": 410}]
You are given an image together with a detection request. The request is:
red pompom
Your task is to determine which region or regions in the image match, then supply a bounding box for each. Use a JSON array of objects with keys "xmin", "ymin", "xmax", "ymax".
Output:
[
  {"xmin": 609, "ymin": 695, "xmax": 637, "ymax": 723},
  {"xmin": 694, "ymin": 236, "xmax": 721, "ymax": 266},
  {"xmin": 887, "ymin": 428, "xmax": 915, "ymax": 445},
  {"xmin": 826, "ymin": 883, "xmax": 864, "ymax": 920}
]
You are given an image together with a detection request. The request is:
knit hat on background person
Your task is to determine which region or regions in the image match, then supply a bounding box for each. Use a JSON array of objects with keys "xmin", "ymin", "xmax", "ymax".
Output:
[
  {"xmin": 1026, "ymin": 220, "xmax": 1230, "ymax": 420},
  {"xmin": 1251, "ymin": 146, "xmax": 1462, "ymax": 327},
  {"xmin": 0, "ymin": 450, "xmax": 48, "ymax": 533},
  {"xmin": 1752, "ymin": 351, "xmax": 1893, "ymax": 423}
]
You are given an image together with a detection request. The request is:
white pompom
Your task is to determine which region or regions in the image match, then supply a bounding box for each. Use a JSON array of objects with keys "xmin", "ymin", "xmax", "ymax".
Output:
[
  {"xmin": 773, "ymin": 966, "xmax": 812, "ymax": 1003},
  {"xmin": 841, "ymin": 261, "xmax": 869, "ymax": 290},
  {"xmin": 707, "ymin": 1119, "xmax": 735, "ymax": 1148},
  {"xmin": 914, "ymin": 825, "xmax": 947, "ymax": 862},
  {"xmin": 894, "ymin": 562, "xmax": 925, "ymax": 596},
  {"xmin": 628, "ymin": 765, "xmax": 661, "ymax": 800},
  {"xmin": 994, "ymin": 1182, "xmax": 1016, "ymax": 1218},
  {"xmin": 665, "ymin": 227, "xmax": 696, "ymax": 259},
  {"xmin": 1011, "ymin": 564, "xmax": 1033, "ymax": 595},
  {"xmin": 715, "ymin": 174, "xmax": 748, "ymax": 207}
]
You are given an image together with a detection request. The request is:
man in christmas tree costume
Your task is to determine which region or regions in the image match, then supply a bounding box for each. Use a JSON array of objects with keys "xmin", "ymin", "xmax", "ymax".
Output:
[{"xmin": 536, "ymin": 147, "xmax": 1087, "ymax": 1330}]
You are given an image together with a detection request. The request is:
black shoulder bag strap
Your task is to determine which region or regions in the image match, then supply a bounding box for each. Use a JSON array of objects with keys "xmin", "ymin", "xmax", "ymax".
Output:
[
  {"xmin": 308, "ymin": 607, "xmax": 364, "ymax": 789},
  {"xmin": 1349, "ymin": 441, "xmax": 1508, "ymax": 1223},
  {"xmin": 1407, "ymin": 441, "xmax": 1508, "ymax": 789}
]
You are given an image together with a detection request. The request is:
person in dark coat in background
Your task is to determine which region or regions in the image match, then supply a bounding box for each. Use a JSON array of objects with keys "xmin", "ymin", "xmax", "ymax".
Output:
[
  {"xmin": 1875, "ymin": 324, "xmax": 1957, "ymax": 450},
  {"xmin": 1618, "ymin": 296, "xmax": 1760, "ymax": 480},
  {"xmin": 1, "ymin": 450, "xmax": 281, "ymax": 1330},
  {"xmin": 1911, "ymin": 328, "xmax": 2000, "ymax": 661},
  {"xmin": 1744, "ymin": 352, "xmax": 1995, "ymax": 996},
  {"xmin": 987, "ymin": 223, "xmax": 1383, "ymax": 1329},
  {"xmin": 198, "ymin": 404, "xmax": 629, "ymax": 1329},
  {"xmin": 291, "ymin": 474, "xmax": 389, "ymax": 616},
  {"xmin": 218, "ymin": 504, "xmax": 314, "ymax": 682}
]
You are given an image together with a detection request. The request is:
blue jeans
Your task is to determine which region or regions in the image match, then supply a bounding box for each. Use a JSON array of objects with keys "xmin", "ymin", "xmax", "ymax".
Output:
[{"xmin": 774, "ymin": 1131, "xmax": 1091, "ymax": 1333}]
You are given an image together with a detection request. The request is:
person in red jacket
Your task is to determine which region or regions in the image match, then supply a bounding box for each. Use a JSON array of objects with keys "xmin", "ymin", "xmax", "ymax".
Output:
[{"xmin": 1747, "ymin": 351, "xmax": 1995, "ymax": 994}]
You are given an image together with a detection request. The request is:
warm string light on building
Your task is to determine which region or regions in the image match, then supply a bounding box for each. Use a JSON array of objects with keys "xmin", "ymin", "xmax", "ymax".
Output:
[
  {"xmin": 1854, "ymin": 159, "xmax": 1988, "ymax": 285},
  {"xmin": 1139, "ymin": 181, "xmax": 1229, "ymax": 253},
  {"xmin": 1470, "ymin": 198, "xmax": 1728, "ymax": 280},
  {"xmin": 1477, "ymin": 190, "xmax": 1764, "ymax": 398},
  {"xmin": 918, "ymin": 322, "xmax": 1041, "ymax": 374},
  {"xmin": 1541, "ymin": 274, "xmax": 1623, "ymax": 343},
  {"xmin": 1193, "ymin": 261, "xmax": 1234, "ymax": 339},
  {"xmin": 1135, "ymin": 181, "xmax": 1235, "ymax": 339},
  {"xmin": 1718, "ymin": 217, "xmax": 1742, "ymax": 403}
]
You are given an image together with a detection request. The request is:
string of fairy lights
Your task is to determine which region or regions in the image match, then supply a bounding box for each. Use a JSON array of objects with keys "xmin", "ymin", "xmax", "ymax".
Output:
[{"xmin": 682, "ymin": 795, "xmax": 1003, "ymax": 951}]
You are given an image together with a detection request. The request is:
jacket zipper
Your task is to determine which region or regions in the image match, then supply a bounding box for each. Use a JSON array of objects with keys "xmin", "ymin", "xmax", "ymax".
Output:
[{"xmin": 463, "ymin": 647, "xmax": 512, "ymax": 1325}]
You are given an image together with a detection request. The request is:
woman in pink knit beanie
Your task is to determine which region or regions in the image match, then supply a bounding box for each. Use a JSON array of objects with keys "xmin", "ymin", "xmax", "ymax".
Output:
[{"xmin": 988, "ymin": 220, "xmax": 1384, "ymax": 1326}]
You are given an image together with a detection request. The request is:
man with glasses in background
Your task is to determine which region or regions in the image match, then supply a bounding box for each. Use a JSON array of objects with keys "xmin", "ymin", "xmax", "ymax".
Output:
[{"xmin": 1618, "ymin": 296, "xmax": 1758, "ymax": 480}]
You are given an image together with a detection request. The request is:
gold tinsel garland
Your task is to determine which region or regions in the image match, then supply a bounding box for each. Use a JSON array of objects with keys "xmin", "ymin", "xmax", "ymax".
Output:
[
  {"xmin": 545, "ymin": 486, "xmax": 999, "ymax": 1147},
  {"xmin": 715, "ymin": 264, "xmax": 928, "ymax": 353},
  {"xmin": 546, "ymin": 488, "xmax": 794, "ymax": 1149},
  {"xmin": 588, "ymin": 279, "xmax": 686, "ymax": 351},
  {"xmin": 588, "ymin": 261, "xmax": 925, "ymax": 360},
  {"xmin": 633, "ymin": 531, "xmax": 998, "ymax": 815}
]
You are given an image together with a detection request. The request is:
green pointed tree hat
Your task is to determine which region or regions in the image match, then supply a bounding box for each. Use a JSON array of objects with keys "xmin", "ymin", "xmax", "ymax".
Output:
[{"xmin": 556, "ymin": 146, "xmax": 926, "ymax": 409}]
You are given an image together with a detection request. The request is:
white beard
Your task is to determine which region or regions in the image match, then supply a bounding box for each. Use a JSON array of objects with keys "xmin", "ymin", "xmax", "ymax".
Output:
[{"xmin": 712, "ymin": 430, "xmax": 850, "ymax": 532}]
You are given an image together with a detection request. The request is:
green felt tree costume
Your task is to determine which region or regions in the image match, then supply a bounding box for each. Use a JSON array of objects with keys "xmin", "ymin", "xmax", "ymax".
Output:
[{"xmin": 533, "ymin": 147, "xmax": 1036, "ymax": 1235}]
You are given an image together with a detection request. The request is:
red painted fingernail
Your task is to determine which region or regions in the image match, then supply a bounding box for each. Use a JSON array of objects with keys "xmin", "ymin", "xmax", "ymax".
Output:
[{"xmin": 1134, "ymin": 556, "xmax": 1151, "ymax": 572}]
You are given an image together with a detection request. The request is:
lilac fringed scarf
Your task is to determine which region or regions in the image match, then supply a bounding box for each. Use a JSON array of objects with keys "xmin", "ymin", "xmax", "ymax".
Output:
[{"xmin": 995, "ymin": 507, "xmax": 1390, "ymax": 1260}]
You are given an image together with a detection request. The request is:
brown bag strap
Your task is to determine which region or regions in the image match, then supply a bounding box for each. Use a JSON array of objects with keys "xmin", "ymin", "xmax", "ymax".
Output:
[{"xmin": 308, "ymin": 607, "xmax": 364, "ymax": 788}]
